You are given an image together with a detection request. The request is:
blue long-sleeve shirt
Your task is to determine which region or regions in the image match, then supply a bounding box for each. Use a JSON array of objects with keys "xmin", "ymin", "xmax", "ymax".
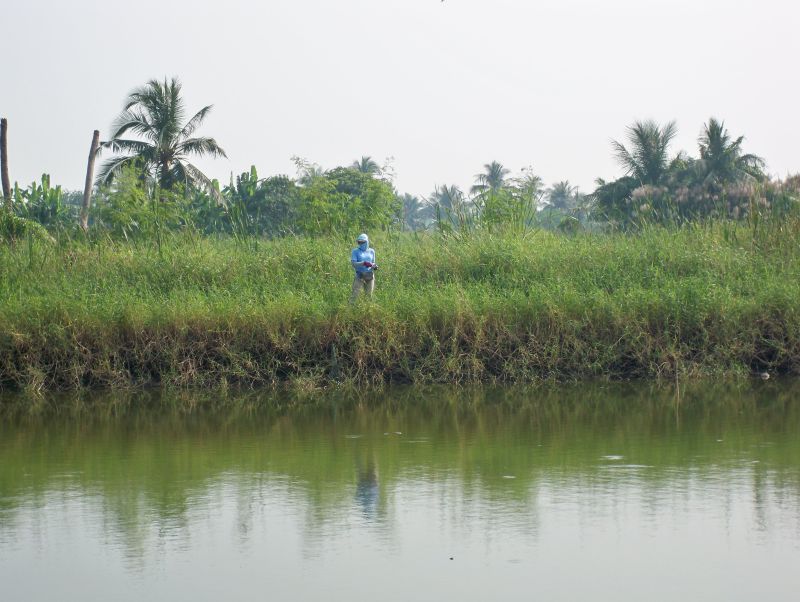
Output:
[{"xmin": 351, "ymin": 247, "xmax": 376, "ymax": 274}]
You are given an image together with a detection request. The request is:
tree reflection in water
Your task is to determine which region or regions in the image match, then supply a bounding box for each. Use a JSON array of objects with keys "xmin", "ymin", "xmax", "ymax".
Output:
[{"xmin": 0, "ymin": 381, "xmax": 799, "ymax": 563}]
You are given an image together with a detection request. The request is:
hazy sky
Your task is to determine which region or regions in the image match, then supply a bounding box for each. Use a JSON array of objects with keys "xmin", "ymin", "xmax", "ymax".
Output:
[{"xmin": 2, "ymin": 0, "xmax": 798, "ymax": 197}]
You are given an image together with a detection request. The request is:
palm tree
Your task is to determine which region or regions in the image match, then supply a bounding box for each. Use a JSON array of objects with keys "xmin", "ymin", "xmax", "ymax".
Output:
[
  {"xmin": 399, "ymin": 193, "xmax": 431, "ymax": 230},
  {"xmin": 588, "ymin": 176, "xmax": 638, "ymax": 222},
  {"xmin": 545, "ymin": 181, "xmax": 577, "ymax": 211},
  {"xmin": 698, "ymin": 118, "xmax": 765, "ymax": 185},
  {"xmin": 297, "ymin": 164, "xmax": 325, "ymax": 186},
  {"xmin": 291, "ymin": 156, "xmax": 326, "ymax": 185},
  {"xmin": 98, "ymin": 78, "xmax": 227, "ymax": 192},
  {"xmin": 430, "ymin": 184, "xmax": 465, "ymax": 212},
  {"xmin": 511, "ymin": 167, "xmax": 543, "ymax": 198},
  {"xmin": 612, "ymin": 120, "xmax": 678, "ymax": 185},
  {"xmin": 430, "ymin": 184, "xmax": 467, "ymax": 228},
  {"xmin": 351, "ymin": 156, "xmax": 380, "ymax": 176},
  {"xmin": 471, "ymin": 161, "xmax": 510, "ymax": 196}
]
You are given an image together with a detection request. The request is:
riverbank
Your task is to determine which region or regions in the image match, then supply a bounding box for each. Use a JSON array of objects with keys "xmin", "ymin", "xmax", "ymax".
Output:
[{"xmin": 1, "ymin": 222, "xmax": 798, "ymax": 390}]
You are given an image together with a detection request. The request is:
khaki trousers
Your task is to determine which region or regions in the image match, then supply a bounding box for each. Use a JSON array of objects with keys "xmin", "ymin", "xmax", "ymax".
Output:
[{"xmin": 350, "ymin": 274, "xmax": 375, "ymax": 303}]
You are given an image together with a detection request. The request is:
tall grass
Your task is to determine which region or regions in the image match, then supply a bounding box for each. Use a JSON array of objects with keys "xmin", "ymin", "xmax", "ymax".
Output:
[{"xmin": 1, "ymin": 220, "xmax": 798, "ymax": 390}]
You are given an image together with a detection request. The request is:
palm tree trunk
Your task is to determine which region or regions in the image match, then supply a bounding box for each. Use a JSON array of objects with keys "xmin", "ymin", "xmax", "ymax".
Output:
[
  {"xmin": 1, "ymin": 118, "xmax": 11, "ymax": 212},
  {"xmin": 80, "ymin": 130, "xmax": 101, "ymax": 231}
]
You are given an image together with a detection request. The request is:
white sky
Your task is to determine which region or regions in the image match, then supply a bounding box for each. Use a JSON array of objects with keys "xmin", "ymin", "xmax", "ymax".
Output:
[{"xmin": 1, "ymin": 0, "xmax": 798, "ymax": 197}]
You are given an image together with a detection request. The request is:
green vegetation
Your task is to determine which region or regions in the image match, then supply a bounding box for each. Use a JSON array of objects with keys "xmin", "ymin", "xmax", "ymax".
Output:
[
  {"xmin": 593, "ymin": 118, "xmax": 777, "ymax": 227},
  {"xmin": 1, "ymin": 218, "xmax": 798, "ymax": 390},
  {"xmin": 2, "ymin": 79, "xmax": 800, "ymax": 391},
  {"xmin": 5, "ymin": 79, "xmax": 798, "ymax": 241},
  {"xmin": 98, "ymin": 77, "xmax": 227, "ymax": 192}
]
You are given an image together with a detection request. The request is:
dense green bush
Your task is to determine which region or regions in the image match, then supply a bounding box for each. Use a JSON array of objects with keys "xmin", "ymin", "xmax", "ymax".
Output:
[
  {"xmin": 0, "ymin": 212, "xmax": 55, "ymax": 244},
  {"xmin": 92, "ymin": 167, "xmax": 189, "ymax": 240}
]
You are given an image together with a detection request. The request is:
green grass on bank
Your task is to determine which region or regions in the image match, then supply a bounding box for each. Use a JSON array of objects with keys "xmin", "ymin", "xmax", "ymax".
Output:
[{"xmin": 1, "ymin": 221, "xmax": 799, "ymax": 390}]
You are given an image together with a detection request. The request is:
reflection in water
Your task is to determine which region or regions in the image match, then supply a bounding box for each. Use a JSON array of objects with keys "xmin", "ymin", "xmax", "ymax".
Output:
[
  {"xmin": 355, "ymin": 456, "xmax": 380, "ymax": 521},
  {"xmin": 1, "ymin": 382, "xmax": 800, "ymax": 601}
]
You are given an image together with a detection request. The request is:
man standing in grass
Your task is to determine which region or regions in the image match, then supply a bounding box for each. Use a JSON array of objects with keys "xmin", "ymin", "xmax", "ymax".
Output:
[{"xmin": 351, "ymin": 233, "xmax": 376, "ymax": 303}]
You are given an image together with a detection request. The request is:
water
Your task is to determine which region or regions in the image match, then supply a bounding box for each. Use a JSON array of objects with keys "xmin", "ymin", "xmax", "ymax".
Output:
[{"xmin": 1, "ymin": 383, "xmax": 799, "ymax": 601}]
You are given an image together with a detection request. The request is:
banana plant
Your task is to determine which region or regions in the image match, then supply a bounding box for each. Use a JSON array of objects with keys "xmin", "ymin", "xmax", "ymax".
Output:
[{"xmin": 13, "ymin": 174, "xmax": 75, "ymax": 228}]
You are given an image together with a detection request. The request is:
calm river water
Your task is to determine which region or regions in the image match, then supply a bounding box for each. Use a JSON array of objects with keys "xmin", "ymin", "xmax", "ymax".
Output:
[{"xmin": 1, "ymin": 383, "xmax": 799, "ymax": 601}]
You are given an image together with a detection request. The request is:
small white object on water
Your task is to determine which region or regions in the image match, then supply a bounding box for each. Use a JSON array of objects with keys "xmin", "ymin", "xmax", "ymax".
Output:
[{"xmin": 502, "ymin": 475, "xmax": 516, "ymax": 479}]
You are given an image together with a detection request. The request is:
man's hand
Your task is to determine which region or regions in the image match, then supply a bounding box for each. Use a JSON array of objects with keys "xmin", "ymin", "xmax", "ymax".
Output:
[{"xmin": 363, "ymin": 261, "xmax": 373, "ymax": 268}]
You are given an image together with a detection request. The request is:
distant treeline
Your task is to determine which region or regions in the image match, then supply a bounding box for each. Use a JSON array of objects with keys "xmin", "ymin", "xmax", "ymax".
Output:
[{"xmin": 2, "ymin": 78, "xmax": 799, "ymax": 243}]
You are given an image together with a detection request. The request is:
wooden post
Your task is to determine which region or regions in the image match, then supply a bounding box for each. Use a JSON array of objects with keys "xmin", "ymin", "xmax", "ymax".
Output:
[
  {"xmin": 1, "ymin": 118, "xmax": 10, "ymax": 212},
  {"xmin": 80, "ymin": 130, "xmax": 101, "ymax": 231}
]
